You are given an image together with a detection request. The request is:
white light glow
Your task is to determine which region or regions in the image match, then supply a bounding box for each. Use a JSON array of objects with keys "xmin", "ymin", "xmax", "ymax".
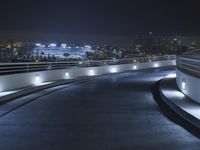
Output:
[
  {"xmin": 65, "ymin": 72, "xmax": 69, "ymax": 77},
  {"xmin": 133, "ymin": 65, "xmax": 137, "ymax": 70},
  {"xmin": 79, "ymin": 61, "xmax": 83, "ymax": 65},
  {"xmin": 154, "ymin": 63, "xmax": 159, "ymax": 67},
  {"xmin": 182, "ymin": 80, "xmax": 186, "ymax": 90},
  {"xmin": 174, "ymin": 91, "xmax": 185, "ymax": 98},
  {"xmin": 89, "ymin": 70, "xmax": 95, "ymax": 76},
  {"xmin": 166, "ymin": 73, "xmax": 176, "ymax": 78},
  {"xmin": 34, "ymin": 82, "xmax": 52, "ymax": 87},
  {"xmin": 85, "ymin": 45, "xmax": 91, "ymax": 48},
  {"xmin": 0, "ymin": 90, "xmax": 20, "ymax": 97},
  {"xmin": 49, "ymin": 43, "xmax": 57, "ymax": 47},
  {"xmin": 35, "ymin": 43, "xmax": 41, "ymax": 47},
  {"xmin": 35, "ymin": 74, "xmax": 41, "ymax": 84},
  {"xmin": 133, "ymin": 59, "xmax": 137, "ymax": 63},
  {"xmin": 111, "ymin": 67, "xmax": 117, "ymax": 73},
  {"xmin": 164, "ymin": 90, "xmax": 185, "ymax": 99},
  {"xmin": 61, "ymin": 44, "xmax": 67, "ymax": 48}
]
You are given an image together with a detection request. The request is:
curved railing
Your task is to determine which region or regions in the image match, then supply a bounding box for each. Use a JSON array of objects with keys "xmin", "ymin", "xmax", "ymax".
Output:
[
  {"xmin": 176, "ymin": 54, "xmax": 200, "ymax": 77},
  {"xmin": 0, "ymin": 55, "xmax": 175, "ymax": 75}
]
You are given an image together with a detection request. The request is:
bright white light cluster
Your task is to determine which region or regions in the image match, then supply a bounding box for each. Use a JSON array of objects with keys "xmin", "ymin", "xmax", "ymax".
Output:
[
  {"xmin": 49, "ymin": 43, "xmax": 57, "ymax": 47},
  {"xmin": 61, "ymin": 44, "xmax": 67, "ymax": 48}
]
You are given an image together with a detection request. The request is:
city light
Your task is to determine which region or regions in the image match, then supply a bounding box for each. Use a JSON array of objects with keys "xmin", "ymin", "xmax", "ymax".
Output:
[
  {"xmin": 61, "ymin": 44, "xmax": 67, "ymax": 48},
  {"xmin": 35, "ymin": 43, "xmax": 41, "ymax": 47},
  {"xmin": 0, "ymin": 90, "xmax": 20, "ymax": 97},
  {"xmin": 49, "ymin": 43, "xmax": 57, "ymax": 47}
]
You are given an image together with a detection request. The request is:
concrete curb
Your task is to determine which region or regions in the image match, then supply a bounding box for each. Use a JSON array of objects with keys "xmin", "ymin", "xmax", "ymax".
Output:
[
  {"xmin": 0, "ymin": 76, "xmax": 94, "ymax": 105},
  {"xmin": 157, "ymin": 78, "xmax": 200, "ymax": 132}
]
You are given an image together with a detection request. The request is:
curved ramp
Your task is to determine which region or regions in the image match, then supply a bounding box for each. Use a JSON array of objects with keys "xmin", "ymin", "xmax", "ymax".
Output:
[{"xmin": 0, "ymin": 68, "xmax": 199, "ymax": 149}]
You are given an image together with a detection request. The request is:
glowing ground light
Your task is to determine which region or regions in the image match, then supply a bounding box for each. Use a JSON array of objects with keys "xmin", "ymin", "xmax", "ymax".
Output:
[
  {"xmin": 174, "ymin": 91, "xmax": 185, "ymax": 98},
  {"xmin": 166, "ymin": 73, "xmax": 176, "ymax": 78},
  {"xmin": 111, "ymin": 67, "xmax": 117, "ymax": 73},
  {"xmin": 133, "ymin": 65, "xmax": 137, "ymax": 70},
  {"xmin": 0, "ymin": 90, "xmax": 19, "ymax": 97},
  {"xmin": 35, "ymin": 74, "xmax": 41, "ymax": 83},
  {"xmin": 50, "ymin": 43, "xmax": 57, "ymax": 47},
  {"xmin": 154, "ymin": 63, "xmax": 158, "ymax": 67},
  {"xmin": 182, "ymin": 79, "xmax": 186, "ymax": 90},
  {"xmin": 89, "ymin": 70, "xmax": 95, "ymax": 76},
  {"xmin": 65, "ymin": 72, "xmax": 69, "ymax": 77}
]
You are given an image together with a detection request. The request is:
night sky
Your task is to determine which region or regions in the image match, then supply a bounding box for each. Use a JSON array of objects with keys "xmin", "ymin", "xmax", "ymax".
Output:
[{"xmin": 0, "ymin": 0, "xmax": 200, "ymax": 43}]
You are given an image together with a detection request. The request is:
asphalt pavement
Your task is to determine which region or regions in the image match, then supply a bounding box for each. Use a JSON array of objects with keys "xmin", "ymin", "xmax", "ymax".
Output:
[{"xmin": 0, "ymin": 68, "xmax": 199, "ymax": 150}]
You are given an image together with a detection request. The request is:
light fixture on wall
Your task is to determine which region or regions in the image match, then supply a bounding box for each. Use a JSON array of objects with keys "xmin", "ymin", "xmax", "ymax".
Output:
[
  {"xmin": 182, "ymin": 78, "xmax": 186, "ymax": 90},
  {"xmin": 35, "ymin": 74, "xmax": 41, "ymax": 84},
  {"xmin": 166, "ymin": 73, "xmax": 176, "ymax": 78},
  {"xmin": 111, "ymin": 67, "xmax": 117, "ymax": 73},
  {"xmin": 65, "ymin": 72, "xmax": 69, "ymax": 77},
  {"xmin": 154, "ymin": 63, "xmax": 158, "ymax": 67},
  {"xmin": 133, "ymin": 65, "xmax": 137, "ymax": 70}
]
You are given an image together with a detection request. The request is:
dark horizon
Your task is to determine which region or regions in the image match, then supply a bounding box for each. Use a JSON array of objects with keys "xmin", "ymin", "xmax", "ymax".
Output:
[{"xmin": 0, "ymin": 0, "xmax": 200, "ymax": 44}]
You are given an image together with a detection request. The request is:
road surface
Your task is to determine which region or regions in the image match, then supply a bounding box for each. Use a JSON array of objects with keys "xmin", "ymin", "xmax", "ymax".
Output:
[{"xmin": 0, "ymin": 68, "xmax": 199, "ymax": 150}]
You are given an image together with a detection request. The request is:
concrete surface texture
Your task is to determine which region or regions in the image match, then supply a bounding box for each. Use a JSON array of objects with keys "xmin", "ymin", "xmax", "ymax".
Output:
[{"xmin": 0, "ymin": 68, "xmax": 199, "ymax": 150}]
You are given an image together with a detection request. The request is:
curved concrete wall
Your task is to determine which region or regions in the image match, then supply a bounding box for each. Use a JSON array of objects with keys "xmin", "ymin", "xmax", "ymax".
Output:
[
  {"xmin": 176, "ymin": 69, "xmax": 200, "ymax": 103},
  {"xmin": 0, "ymin": 60, "xmax": 175, "ymax": 92}
]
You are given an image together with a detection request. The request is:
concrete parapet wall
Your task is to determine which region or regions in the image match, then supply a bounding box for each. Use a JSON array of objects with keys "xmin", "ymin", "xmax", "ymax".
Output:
[
  {"xmin": 176, "ymin": 68, "xmax": 200, "ymax": 104},
  {"xmin": 0, "ymin": 60, "xmax": 175, "ymax": 92}
]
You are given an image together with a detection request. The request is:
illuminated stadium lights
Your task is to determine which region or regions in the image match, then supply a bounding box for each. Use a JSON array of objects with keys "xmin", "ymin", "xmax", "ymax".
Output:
[
  {"xmin": 111, "ymin": 67, "xmax": 117, "ymax": 73},
  {"xmin": 88, "ymin": 70, "xmax": 95, "ymax": 76},
  {"xmin": 133, "ymin": 65, "xmax": 137, "ymax": 70},
  {"xmin": 154, "ymin": 63, "xmax": 158, "ymax": 67},
  {"xmin": 61, "ymin": 44, "xmax": 67, "ymax": 48},
  {"xmin": 85, "ymin": 45, "xmax": 92, "ymax": 48},
  {"xmin": 49, "ymin": 43, "xmax": 57, "ymax": 47},
  {"xmin": 182, "ymin": 79, "xmax": 186, "ymax": 90},
  {"xmin": 35, "ymin": 43, "xmax": 41, "ymax": 47}
]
